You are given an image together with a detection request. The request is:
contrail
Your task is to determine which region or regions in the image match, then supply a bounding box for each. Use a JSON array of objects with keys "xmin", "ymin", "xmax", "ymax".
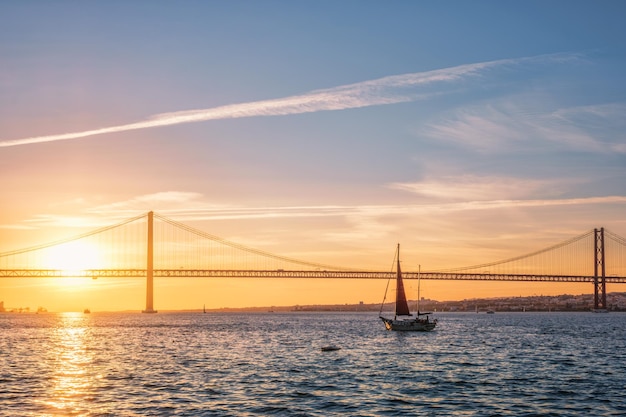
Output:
[{"xmin": 0, "ymin": 53, "xmax": 576, "ymax": 148}]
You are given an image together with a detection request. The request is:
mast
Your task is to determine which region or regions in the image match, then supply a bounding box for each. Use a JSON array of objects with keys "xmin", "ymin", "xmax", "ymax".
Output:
[
  {"xmin": 378, "ymin": 245, "xmax": 395, "ymax": 316},
  {"xmin": 417, "ymin": 264, "xmax": 421, "ymax": 314}
]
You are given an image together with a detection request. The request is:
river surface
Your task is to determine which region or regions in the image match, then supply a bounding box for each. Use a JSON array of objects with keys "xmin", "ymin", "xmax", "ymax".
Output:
[{"xmin": 1, "ymin": 311, "xmax": 625, "ymax": 416}]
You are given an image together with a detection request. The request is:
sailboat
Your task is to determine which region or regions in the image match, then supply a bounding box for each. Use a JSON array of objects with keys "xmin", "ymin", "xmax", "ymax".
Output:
[{"xmin": 379, "ymin": 244, "xmax": 437, "ymax": 331}]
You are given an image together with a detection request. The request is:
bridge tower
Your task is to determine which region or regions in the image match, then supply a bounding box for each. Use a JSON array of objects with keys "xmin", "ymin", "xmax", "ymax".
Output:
[
  {"xmin": 593, "ymin": 227, "xmax": 607, "ymax": 311},
  {"xmin": 142, "ymin": 211, "xmax": 157, "ymax": 313}
]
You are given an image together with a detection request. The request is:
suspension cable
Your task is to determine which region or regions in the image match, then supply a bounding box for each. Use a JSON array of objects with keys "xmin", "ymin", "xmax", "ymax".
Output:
[
  {"xmin": 0, "ymin": 213, "xmax": 146, "ymax": 258},
  {"xmin": 430, "ymin": 230, "xmax": 595, "ymax": 272},
  {"xmin": 153, "ymin": 213, "xmax": 353, "ymax": 271}
]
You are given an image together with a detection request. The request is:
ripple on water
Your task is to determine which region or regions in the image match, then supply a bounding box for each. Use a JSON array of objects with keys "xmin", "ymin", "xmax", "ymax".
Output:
[{"xmin": 1, "ymin": 312, "xmax": 626, "ymax": 416}]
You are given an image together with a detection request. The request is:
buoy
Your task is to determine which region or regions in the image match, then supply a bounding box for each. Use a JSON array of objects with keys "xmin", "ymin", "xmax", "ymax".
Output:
[{"xmin": 321, "ymin": 346, "xmax": 341, "ymax": 352}]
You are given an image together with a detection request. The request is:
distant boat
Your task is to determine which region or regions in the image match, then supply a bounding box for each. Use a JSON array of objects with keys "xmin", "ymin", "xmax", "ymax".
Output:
[
  {"xmin": 486, "ymin": 310, "xmax": 495, "ymax": 314},
  {"xmin": 379, "ymin": 244, "xmax": 437, "ymax": 332},
  {"xmin": 591, "ymin": 308, "xmax": 609, "ymax": 313},
  {"xmin": 203, "ymin": 304, "xmax": 206, "ymax": 314},
  {"xmin": 83, "ymin": 308, "xmax": 91, "ymax": 314}
]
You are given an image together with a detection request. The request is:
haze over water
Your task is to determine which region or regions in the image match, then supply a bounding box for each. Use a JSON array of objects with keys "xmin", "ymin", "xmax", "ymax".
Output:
[{"xmin": 1, "ymin": 311, "xmax": 625, "ymax": 416}]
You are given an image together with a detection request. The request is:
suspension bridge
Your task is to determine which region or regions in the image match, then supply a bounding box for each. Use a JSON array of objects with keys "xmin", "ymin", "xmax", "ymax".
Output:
[{"xmin": 1, "ymin": 211, "xmax": 625, "ymax": 312}]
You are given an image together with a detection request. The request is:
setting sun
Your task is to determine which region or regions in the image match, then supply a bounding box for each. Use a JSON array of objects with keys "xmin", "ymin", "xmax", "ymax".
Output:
[
  {"xmin": 40, "ymin": 241, "xmax": 105, "ymax": 291},
  {"xmin": 43, "ymin": 241, "xmax": 104, "ymax": 274}
]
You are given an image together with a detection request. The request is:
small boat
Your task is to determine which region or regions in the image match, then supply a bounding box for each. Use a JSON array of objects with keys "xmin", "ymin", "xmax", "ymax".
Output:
[
  {"xmin": 321, "ymin": 346, "xmax": 341, "ymax": 352},
  {"xmin": 486, "ymin": 310, "xmax": 495, "ymax": 314},
  {"xmin": 379, "ymin": 244, "xmax": 437, "ymax": 332},
  {"xmin": 83, "ymin": 308, "xmax": 91, "ymax": 314}
]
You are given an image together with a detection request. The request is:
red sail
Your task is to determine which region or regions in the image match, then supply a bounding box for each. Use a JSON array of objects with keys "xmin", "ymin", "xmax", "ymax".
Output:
[{"xmin": 395, "ymin": 249, "xmax": 411, "ymax": 316}]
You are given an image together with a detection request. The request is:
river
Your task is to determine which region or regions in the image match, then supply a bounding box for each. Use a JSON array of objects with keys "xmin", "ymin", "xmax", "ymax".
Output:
[{"xmin": 1, "ymin": 311, "xmax": 625, "ymax": 416}]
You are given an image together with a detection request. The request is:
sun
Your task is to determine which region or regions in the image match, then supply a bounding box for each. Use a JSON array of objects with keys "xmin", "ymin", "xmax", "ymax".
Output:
[{"xmin": 43, "ymin": 241, "xmax": 104, "ymax": 275}]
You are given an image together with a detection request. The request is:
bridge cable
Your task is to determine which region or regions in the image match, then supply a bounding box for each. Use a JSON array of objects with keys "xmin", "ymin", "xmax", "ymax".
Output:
[{"xmin": 153, "ymin": 213, "xmax": 354, "ymax": 271}]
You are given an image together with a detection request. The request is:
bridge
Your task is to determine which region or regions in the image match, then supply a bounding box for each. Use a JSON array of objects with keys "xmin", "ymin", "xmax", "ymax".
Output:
[{"xmin": 1, "ymin": 211, "xmax": 625, "ymax": 312}]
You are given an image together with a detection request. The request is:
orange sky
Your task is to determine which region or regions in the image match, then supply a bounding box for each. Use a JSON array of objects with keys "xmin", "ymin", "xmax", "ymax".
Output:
[
  {"xmin": 1, "ymin": 3, "xmax": 626, "ymax": 311},
  {"xmin": 0, "ymin": 212, "xmax": 620, "ymax": 313}
]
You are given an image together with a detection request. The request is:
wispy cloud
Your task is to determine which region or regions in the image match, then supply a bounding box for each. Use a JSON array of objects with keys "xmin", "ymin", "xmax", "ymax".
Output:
[
  {"xmin": 423, "ymin": 98, "xmax": 626, "ymax": 154},
  {"xmin": 388, "ymin": 175, "xmax": 564, "ymax": 200},
  {"xmin": 0, "ymin": 53, "xmax": 577, "ymax": 147},
  {"xmin": 94, "ymin": 191, "xmax": 204, "ymax": 210},
  {"xmin": 5, "ymin": 191, "xmax": 622, "ymax": 231},
  {"xmin": 548, "ymin": 103, "xmax": 626, "ymax": 153}
]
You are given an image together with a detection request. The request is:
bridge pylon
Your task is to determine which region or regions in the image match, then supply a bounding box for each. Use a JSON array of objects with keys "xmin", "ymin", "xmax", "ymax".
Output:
[
  {"xmin": 593, "ymin": 227, "xmax": 607, "ymax": 311},
  {"xmin": 142, "ymin": 211, "xmax": 157, "ymax": 314}
]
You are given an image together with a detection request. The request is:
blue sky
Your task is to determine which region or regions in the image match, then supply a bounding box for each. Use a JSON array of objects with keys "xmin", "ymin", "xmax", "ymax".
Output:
[{"xmin": 1, "ymin": 1, "xmax": 625, "ymax": 308}]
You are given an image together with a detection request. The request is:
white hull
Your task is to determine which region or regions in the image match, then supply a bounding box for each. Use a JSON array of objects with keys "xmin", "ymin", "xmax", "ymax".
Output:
[{"xmin": 380, "ymin": 316, "xmax": 437, "ymax": 332}]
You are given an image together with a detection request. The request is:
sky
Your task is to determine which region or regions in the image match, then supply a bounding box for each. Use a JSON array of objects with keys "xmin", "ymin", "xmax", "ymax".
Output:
[{"xmin": 1, "ymin": 1, "xmax": 625, "ymax": 312}]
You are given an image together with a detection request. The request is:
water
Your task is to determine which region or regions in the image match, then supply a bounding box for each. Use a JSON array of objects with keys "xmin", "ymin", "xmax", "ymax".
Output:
[{"xmin": 1, "ymin": 312, "xmax": 625, "ymax": 416}]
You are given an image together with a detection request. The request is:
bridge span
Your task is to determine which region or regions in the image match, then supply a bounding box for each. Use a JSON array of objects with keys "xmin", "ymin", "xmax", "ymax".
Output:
[
  {"xmin": 1, "ymin": 211, "xmax": 625, "ymax": 312},
  {"xmin": 3, "ymin": 269, "xmax": 626, "ymax": 284}
]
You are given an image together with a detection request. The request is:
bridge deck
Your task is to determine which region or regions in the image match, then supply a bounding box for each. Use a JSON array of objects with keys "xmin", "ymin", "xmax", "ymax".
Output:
[{"xmin": 1, "ymin": 269, "xmax": 625, "ymax": 283}]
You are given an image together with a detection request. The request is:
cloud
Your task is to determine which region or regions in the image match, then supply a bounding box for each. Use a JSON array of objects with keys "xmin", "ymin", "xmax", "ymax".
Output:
[
  {"xmin": 423, "ymin": 99, "xmax": 626, "ymax": 154},
  {"xmin": 432, "ymin": 195, "xmax": 626, "ymax": 212},
  {"xmin": 18, "ymin": 214, "xmax": 111, "ymax": 230},
  {"xmin": 6, "ymin": 191, "xmax": 623, "ymax": 231},
  {"xmin": 96, "ymin": 191, "xmax": 204, "ymax": 210},
  {"xmin": 0, "ymin": 53, "xmax": 577, "ymax": 147},
  {"xmin": 423, "ymin": 105, "xmax": 527, "ymax": 152},
  {"xmin": 549, "ymin": 103, "xmax": 626, "ymax": 153},
  {"xmin": 2, "ymin": 194, "xmax": 624, "ymax": 262},
  {"xmin": 388, "ymin": 175, "xmax": 562, "ymax": 200}
]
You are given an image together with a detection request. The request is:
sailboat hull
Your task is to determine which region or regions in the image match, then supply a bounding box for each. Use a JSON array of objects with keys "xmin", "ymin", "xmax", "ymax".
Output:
[{"xmin": 380, "ymin": 316, "xmax": 437, "ymax": 332}]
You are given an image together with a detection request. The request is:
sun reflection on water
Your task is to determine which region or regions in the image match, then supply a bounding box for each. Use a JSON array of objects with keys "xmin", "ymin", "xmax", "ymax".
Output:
[{"xmin": 44, "ymin": 312, "xmax": 97, "ymax": 415}]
